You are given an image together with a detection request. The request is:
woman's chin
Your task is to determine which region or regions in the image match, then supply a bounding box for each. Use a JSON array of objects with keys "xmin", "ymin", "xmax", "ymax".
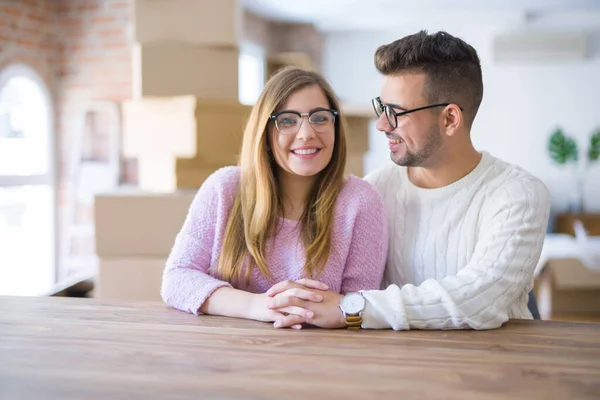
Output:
[{"xmin": 289, "ymin": 166, "xmax": 326, "ymax": 178}]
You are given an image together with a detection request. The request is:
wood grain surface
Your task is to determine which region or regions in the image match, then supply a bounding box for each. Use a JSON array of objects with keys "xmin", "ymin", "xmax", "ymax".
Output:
[{"xmin": 1, "ymin": 296, "xmax": 599, "ymax": 400}]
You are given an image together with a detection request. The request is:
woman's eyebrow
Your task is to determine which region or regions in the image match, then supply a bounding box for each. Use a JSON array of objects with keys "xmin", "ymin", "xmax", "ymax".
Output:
[
  {"xmin": 276, "ymin": 107, "xmax": 330, "ymax": 114},
  {"xmin": 309, "ymin": 106, "xmax": 331, "ymax": 112}
]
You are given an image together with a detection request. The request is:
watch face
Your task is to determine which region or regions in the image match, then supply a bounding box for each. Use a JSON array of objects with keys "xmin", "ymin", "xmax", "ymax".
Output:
[{"xmin": 340, "ymin": 293, "xmax": 365, "ymax": 314}]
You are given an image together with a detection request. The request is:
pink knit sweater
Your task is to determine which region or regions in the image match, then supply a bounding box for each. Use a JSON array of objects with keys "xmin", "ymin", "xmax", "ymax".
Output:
[{"xmin": 161, "ymin": 167, "xmax": 388, "ymax": 315}]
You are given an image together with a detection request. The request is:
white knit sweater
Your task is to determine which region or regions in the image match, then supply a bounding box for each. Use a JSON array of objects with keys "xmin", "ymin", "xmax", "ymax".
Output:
[{"xmin": 362, "ymin": 152, "xmax": 550, "ymax": 330}]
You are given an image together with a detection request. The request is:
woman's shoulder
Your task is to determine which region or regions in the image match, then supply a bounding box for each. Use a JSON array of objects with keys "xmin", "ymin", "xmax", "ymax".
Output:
[
  {"xmin": 337, "ymin": 174, "xmax": 385, "ymax": 209},
  {"xmin": 200, "ymin": 166, "xmax": 241, "ymax": 192},
  {"xmin": 189, "ymin": 166, "xmax": 241, "ymax": 208}
]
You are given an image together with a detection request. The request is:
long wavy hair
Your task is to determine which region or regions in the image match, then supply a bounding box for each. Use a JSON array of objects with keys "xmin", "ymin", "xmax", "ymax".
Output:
[{"xmin": 216, "ymin": 66, "xmax": 348, "ymax": 284}]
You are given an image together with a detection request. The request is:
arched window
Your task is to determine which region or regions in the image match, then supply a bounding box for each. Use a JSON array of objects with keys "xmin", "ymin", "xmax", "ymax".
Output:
[{"xmin": 0, "ymin": 64, "xmax": 56, "ymax": 296}]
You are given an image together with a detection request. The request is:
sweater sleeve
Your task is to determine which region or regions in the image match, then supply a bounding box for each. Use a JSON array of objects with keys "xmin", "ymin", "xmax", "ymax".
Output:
[
  {"xmin": 360, "ymin": 177, "xmax": 550, "ymax": 330},
  {"xmin": 160, "ymin": 168, "xmax": 235, "ymax": 315},
  {"xmin": 340, "ymin": 179, "xmax": 389, "ymax": 293}
]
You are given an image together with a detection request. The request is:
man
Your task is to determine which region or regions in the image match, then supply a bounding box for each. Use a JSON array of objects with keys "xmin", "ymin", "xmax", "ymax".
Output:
[{"xmin": 266, "ymin": 30, "xmax": 550, "ymax": 330}]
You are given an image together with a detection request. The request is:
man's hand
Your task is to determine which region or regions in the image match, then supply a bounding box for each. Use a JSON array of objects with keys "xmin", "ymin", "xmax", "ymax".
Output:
[{"xmin": 266, "ymin": 281, "xmax": 345, "ymax": 329}]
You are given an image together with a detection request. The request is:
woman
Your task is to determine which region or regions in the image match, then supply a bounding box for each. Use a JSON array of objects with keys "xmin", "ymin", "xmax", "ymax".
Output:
[{"xmin": 161, "ymin": 67, "xmax": 388, "ymax": 327}]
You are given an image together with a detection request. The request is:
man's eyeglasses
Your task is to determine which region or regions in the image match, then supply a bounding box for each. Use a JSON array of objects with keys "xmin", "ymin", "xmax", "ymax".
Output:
[
  {"xmin": 269, "ymin": 108, "xmax": 338, "ymax": 135},
  {"xmin": 372, "ymin": 97, "xmax": 462, "ymax": 129}
]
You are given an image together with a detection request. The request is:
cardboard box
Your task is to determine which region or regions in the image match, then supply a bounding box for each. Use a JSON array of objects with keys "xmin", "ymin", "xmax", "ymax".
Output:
[
  {"xmin": 266, "ymin": 52, "xmax": 314, "ymax": 79},
  {"xmin": 345, "ymin": 153, "xmax": 364, "ymax": 177},
  {"xmin": 136, "ymin": 158, "xmax": 179, "ymax": 193},
  {"xmin": 175, "ymin": 163, "xmax": 227, "ymax": 189},
  {"xmin": 555, "ymin": 213, "xmax": 600, "ymax": 236},
  {"xmin": 134, "ymin": 0, "xmax": 240, "ymax": 46},
  {"xmin": 536, "ymin": 258, "xmax": 600, "ymax": 319},
  {"xmin": 187, "ymin": 100, "xmax": 250, "ymax": 165},
  {"xmin": 96, "ymin": 257, "xmax": 165, "ymax": 301},
  {"xmin": 122, "ymin": 96, "xmax": 251, "ymax": 191},
  {"xmin": 345, "ymin": 116, "xmax": 370, "ymax": 154},
  {"xmin": 341, "ymin": 104, "xmax": 373, "ymax": 154},
  {"xmin": 122, "ymin": 96, "xmax": 251, "ymax": 159},
  {"xmin": 122, "ymin": 96, "xmax": 198, "ymax": 158},
  {"xmin": 134, "ymin": 42, "xmax": 239, "ymax": 99},
  {"xmin": 94, "ymin": 190, "xmax": 196, "ymax": 258}
]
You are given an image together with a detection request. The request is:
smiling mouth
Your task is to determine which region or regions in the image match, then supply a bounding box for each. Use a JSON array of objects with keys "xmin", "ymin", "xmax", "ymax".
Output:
[
  {"xmin": 389, "ymin": 138, "xmax": 403, "ymax": 144},
  {"xmin": 291, "ymin": 148, "xmax": 320, "ymax": 155}
]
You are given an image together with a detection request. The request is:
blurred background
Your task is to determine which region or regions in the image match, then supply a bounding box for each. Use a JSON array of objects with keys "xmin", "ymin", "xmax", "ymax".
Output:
[{"xmin": 0, "ymin": 0, "xmax": 599, "ymax": 321}]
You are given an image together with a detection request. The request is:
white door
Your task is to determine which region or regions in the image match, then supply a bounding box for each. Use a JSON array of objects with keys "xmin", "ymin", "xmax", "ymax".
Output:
[{"xmin": 0, "ymin": 64, "xmax": 55, "ymax": 296}]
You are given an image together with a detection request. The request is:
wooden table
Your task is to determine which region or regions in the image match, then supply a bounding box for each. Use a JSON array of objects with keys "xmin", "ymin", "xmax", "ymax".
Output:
[{"xmin": 1, "ymin": 296, "xmax": 599, "ymax": 399}]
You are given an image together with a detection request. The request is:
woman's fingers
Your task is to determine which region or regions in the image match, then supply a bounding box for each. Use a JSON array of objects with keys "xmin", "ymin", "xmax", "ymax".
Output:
[
  {"xmin": 266, "ymin": 280, "xmax": 296, "ymax": 297},
  {"xmin": 267, "ymin": 293, "xmax": 306, "ymax": 309},
  {"xmin": 266, "ymin": 279, "xmax": 328, "ymax": 297}
]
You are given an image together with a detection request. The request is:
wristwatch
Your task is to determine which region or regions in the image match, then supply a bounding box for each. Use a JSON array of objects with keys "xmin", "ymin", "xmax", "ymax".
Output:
[{"xmin": 339, "ymin": 292, "xmax": 366, "ymax": 329}]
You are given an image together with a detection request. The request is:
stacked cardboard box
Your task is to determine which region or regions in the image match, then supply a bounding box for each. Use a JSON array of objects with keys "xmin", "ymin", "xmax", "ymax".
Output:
[
  {"xmin": 536, "ymin": 258, "xmax": 600, "ymax": 319},
  {"xmin": 125, "ymin": 0, "xmax": 250, "ymax": 192},
  {"xmin": 342, "ymin": 104, "xmax": 373, "ymax": 177},
  {"xmin": 94, "ymin": 190, "xmax": 195, "ymax": 301},
  {"xmin": 133, "ymin": 0, "xmax": 241, "ymax": 100},
  {"xmin": 95, "ymin": 0, "xmax": 245, "ymax": 300},
  {"xmin": 134, "ymin": 42, "xmax": 239, "ymax": 100},
  {"xmin": 122, "ymin": 96, "xmax": 251, "ymax": 191}
]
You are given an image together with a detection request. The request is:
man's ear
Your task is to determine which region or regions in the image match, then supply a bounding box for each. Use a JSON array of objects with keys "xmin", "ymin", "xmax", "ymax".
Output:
[{"xmin": 442, "ymin": 104, "xmax": 462, "ymax": 137}]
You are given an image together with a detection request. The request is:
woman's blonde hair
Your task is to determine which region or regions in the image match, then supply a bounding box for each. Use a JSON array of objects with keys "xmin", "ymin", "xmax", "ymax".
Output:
[{"xmin": 216, "ymin": 66, "xmax": 348, "ymax": 284}]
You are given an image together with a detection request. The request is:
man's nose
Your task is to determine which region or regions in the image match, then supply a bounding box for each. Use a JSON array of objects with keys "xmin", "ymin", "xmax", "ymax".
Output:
[{"xmin": 375, "ymin": 113, "xmax": 390, "ymax": 132}]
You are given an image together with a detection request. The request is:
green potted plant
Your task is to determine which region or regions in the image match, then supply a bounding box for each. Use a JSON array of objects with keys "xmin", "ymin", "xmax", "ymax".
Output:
[
  {"xmin": 587, "ymin": 129, "xmax": 600, "ymax": 165},
  {"xmin": 548, "ymin": 128, "xmax": 600, "ymax": 212}
]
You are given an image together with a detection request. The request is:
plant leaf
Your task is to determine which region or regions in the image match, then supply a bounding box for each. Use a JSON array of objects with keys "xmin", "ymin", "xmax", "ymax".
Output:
[
  {"xmin": 548, "ymin": 128, "xmax": 578, "ymax": 164},
  {"xmin": 588, "ymin": 129, "xmax": 600, "ymax": 162}
]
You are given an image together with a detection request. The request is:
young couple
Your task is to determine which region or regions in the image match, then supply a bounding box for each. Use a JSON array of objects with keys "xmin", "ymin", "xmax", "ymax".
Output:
[{"xmin": 161, "ymin": 30, "xmax": 550, "ymax": 330}]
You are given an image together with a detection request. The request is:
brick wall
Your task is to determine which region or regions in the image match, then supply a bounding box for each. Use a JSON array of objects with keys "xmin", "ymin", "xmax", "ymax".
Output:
[
  {"xmin": 0, "ymin": 0, "xmax": 59, "ymax": 98},
  {"xmin": 55, "ymin": 0, "xmax": 134, "ymax": 186},
  {"xmin": 55, "ymin": 0, "xmax": 134, "ymax": 279},
  {"xmin": 0, "ymin": 0, "xmax": 134, "ymax": 183},
  {"xmin": 0, "ymin": 0, "xmax": 134, "ymax": 281}
]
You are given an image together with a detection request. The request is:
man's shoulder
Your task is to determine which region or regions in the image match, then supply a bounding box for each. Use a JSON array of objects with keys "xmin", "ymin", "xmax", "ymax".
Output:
[
  {"xmin": 484, "ymin": 155, "xmax": 550, "ymax": 206},
  {"xmin": 364, "ymin": 162, "xmax": 399, "ymax": 183},
  {"xmin": 364, "ymin": 163, "xmax": 404, "ymax": 196}
]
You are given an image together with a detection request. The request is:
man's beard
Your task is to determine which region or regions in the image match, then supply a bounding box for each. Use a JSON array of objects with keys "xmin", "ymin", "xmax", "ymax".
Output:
[{"xmin": 391, "ymin": 123, "xmax": 442, "ymax": 167}]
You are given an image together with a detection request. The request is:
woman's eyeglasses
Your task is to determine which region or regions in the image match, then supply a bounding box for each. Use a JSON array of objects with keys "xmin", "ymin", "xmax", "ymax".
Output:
[{"xmin": 269, "ymin": 109, "xmax": 338, "ymax": 135}]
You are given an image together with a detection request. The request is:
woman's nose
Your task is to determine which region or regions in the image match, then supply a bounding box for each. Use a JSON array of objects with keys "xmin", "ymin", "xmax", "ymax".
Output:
[{"xmin": 296, "ymin": 117, "xmax": 317, "ymax": 141}]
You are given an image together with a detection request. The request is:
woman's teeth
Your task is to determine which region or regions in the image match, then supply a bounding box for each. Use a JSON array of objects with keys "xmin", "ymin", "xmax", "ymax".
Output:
[{"xmin": 293, "ymin": 149, "xmax": 318, "ymax": 155}]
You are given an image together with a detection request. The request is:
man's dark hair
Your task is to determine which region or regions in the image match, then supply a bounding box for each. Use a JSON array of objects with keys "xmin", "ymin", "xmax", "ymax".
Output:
[{"xmin": 375, "ymin": 30, "xmax": 483, "ymax": 128}]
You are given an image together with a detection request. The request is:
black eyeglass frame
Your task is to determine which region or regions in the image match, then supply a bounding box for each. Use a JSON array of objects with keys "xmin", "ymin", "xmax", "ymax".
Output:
[
  {"xmin": 372, "ymin": 97, "xmax": 463, "ymax": 129},
  {"xmin": 269, "ymin": 108, "xmax": 339, "ymax": 135}
]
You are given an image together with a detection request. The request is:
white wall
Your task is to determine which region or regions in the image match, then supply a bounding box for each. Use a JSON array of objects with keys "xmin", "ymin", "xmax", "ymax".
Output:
[{"xmin": 323, "ymin": 27, "xmax": 600, "ymax": 214}]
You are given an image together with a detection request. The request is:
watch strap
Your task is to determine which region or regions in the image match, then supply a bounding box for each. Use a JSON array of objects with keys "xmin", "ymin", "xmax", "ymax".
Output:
[{"xmin": 345, "ymin": 314, "xmax": 362, "ymax": 330}]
